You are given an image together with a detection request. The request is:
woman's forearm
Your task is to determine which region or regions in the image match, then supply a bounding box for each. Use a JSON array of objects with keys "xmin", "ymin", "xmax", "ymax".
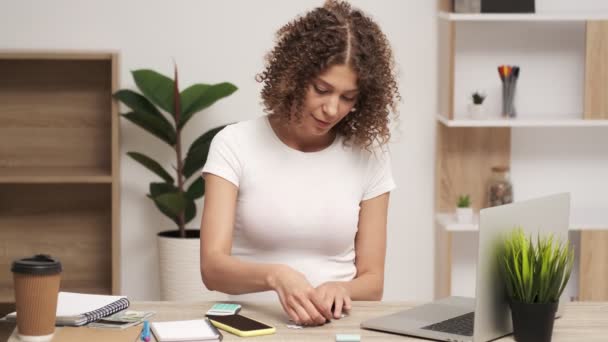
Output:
[
  {"xmin": 342, "ymin": 272, "xmax": 384, "ymax": 300},
  {"xmin": 201, "ymin": 254, "xmax": 283, "ymax": 295}
]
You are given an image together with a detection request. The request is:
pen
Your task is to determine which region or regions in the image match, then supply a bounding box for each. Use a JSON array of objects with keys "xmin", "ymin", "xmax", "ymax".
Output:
[
  {"xmin": 140, "ymin": 320, "xmax": 150, "ymax": 342},
  {"xmin": 205, "ymin": 317, "xmax": 224, "ymax": 341}
]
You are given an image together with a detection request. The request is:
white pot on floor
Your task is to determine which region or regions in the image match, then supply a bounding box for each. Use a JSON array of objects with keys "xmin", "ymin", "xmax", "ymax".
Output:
[{"xmin": 157, "ymin": 229, "xmax": 226, "ymax": 301}]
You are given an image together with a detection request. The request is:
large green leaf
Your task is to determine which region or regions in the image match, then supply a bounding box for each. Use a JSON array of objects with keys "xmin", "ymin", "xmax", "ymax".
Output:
[
  {"xmin": 149, "ymin": 191, "xmax": 196, "ymax": 224},
  {"xmin": 148, "ymin": 184, "xmax": 196, "ymax": 226},
  {"xmin": 186, "ymin": 176, "xmax": 205, "ymax": 200},
  {"xmin": 189, "ymin": 125, "xmax": 227, "ymax": 156},
  {"xmin": 122, "ymin": 111, "xmax": 176, "ymax": 146},
  {"xmin": 181, "ymin": 84, "xmax": 210, "ymax": 117},
  {"xmin": 132, "ymin": 69, "xmax": 175, "ymax": 115},
  {"xmin": 154, "ymin": 191, "xmax": 187, "ymax": 217},
  {"xmin": 150, "ymin": 182, "xmax": 177, "ymax": 197},
  {"xmin": 149, "ymin": 182, "xmax": 180, "ymax": 225},
  {"xmin": 182, "ymin": 125, "xmax": 227, "ymax": 179},
  {"xmin": 183, "ymin": 198, "xmax": 196, "ymax": 225},
  {"xmin": 179, "ymin": 82, "xmax": 237, "ymax": 129},
  {"xmin": 127, "ymin": 152, "xmax": 174, "ymax": 184},
  {"xmin": 113, "ymin": 89, "xmax": 170, "ymax": 125},
  {"xmin": 182, "ymin": 140, "xmax": 212, "ymax": 180}
]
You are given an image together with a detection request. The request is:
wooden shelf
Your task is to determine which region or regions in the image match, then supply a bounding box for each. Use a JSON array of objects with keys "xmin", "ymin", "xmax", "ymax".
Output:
[
  {"xmin": 0, "ymin": 184, "xmax": 113, "ymax": 301},
  {"xmin": 0, "ymin": 52, "xmax": 120, "ymax": 298},
  {"xmin": 0, "ymin": 167, "xmax": 112, "ymax": 183},
  {"xmin": 0, "ymin": 50, "xmax": 118, "ymax": 61},
  {"xmin": 437, "ymin": 207, "xmax": 608, "ymax": 232},
  {"xmin": 439, "ymin": 11, "xmax": 608, "ymax": 22},
  {"xmin": 437, "ymin": 114, "xmax": 608, "ymax": 127}
]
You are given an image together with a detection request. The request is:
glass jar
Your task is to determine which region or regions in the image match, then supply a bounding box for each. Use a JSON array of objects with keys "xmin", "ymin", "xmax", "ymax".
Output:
[{"xmin": 487, "ymin": 166, "xmax": 513, "ymax": 207}]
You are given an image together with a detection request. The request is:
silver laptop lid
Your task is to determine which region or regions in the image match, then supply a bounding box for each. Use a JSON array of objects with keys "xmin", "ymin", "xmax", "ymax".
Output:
[{"xmin": 473, "ymin": 193, "xmax": 570, "ymax": 342}]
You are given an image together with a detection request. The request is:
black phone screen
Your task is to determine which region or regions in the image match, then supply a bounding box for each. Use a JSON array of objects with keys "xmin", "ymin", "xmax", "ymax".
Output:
[{"xmin": 207, "ymin": 314, "xmax": 272, "ymax": 331}]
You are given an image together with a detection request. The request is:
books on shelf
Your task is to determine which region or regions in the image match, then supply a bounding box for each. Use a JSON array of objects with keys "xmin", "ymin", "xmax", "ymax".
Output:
[{"xmin": 4, "ymin": 292, "xmax": 130, "ymax": 326}]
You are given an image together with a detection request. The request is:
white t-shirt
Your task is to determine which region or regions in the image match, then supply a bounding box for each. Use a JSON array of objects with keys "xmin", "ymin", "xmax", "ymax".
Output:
[{"xmin": 201, "ymin": 115, "xmax": 395, "ymax": 300}]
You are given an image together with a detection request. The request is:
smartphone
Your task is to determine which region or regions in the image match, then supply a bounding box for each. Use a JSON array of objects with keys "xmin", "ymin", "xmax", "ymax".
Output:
[{"xmin": 206, "ymin": 314, "xmax": 276, "ymax": 337}]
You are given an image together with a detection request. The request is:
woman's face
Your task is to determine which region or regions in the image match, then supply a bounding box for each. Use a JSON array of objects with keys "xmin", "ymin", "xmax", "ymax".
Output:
[{"xmin": 299, "ymin": 64, "xmax": 359, "ymax": 136}]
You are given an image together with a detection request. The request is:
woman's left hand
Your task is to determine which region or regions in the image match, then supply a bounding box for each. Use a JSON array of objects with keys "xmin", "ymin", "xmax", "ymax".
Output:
[{"xmin": 314, "ymin": 281, "xmax": 352, "ymax": 319}]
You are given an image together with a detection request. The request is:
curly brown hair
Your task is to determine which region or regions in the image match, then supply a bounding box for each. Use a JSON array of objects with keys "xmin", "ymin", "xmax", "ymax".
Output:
[{"xmin": 256, "ymin": 0, "xmax": 400, "ymax": 149}]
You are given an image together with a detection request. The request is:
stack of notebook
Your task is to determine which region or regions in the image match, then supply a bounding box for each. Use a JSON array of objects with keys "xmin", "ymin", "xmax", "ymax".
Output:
[{"xmin": 4, "ymin": 292, "xmax": 130, "ymax": 326}]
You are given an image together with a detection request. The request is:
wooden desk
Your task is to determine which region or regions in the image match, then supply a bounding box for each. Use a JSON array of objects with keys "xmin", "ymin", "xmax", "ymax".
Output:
[{"xmin": 8, "ymin": 301, "xmax": 608, "ymax": 341}]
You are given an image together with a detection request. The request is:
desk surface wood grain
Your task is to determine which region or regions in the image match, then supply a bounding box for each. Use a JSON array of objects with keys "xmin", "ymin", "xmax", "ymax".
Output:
[{"xmin": 8, "ymin": 301, "xmax": 608, "ymax": 341}]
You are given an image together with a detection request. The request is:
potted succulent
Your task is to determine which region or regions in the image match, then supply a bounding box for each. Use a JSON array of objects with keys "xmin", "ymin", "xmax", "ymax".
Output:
[
  {"xmin": 468, "ymin": 91, "xmax": 487, "ymax": 119},
  {"xmin": 498, "ymin": 228, "xmax": 574, "ymax": 342},
  {"xmin": 114, "ymin": 65, "xmax": 237, "ymax": 300},
  {"xmin": 456, "ymin": 194, "xmax": 473, "ymax": 223}
]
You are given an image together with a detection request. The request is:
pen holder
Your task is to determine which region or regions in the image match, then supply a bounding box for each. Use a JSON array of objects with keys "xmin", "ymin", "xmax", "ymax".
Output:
[{"xmin": 502, "ymin": 81, "xmax": 517, "ymax": 118}]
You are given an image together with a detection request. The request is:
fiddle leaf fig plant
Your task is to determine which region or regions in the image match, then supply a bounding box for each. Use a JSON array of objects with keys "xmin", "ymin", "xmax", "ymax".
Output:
[{"xmin": 114, "ymin": 66, "xmax": 237, "ymax": 237}]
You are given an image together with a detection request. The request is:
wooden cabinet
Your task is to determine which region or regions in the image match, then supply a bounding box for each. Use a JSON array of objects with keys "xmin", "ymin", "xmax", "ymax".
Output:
[{"xmin": 0, "ymin": 52, "xmax": 120, "ymax": 301}]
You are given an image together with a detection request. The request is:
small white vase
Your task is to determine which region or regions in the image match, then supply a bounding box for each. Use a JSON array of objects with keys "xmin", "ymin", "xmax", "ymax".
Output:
[
  {"xmin": 468, "ymin": 103, "xmax": 485, "ymax": 120},
  {"xmin": 456, "ymin": 208, "xmax": 473, "ymax": 223}
]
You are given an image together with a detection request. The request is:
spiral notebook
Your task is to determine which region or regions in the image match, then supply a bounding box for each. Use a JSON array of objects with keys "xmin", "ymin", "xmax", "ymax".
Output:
[{"xmin": 5, "ymin": 292, "xmax": 130, "ymax": 326}]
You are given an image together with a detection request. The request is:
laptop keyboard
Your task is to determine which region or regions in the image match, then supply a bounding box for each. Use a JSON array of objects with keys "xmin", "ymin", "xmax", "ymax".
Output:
[{"xmin": 421, "ymin": 312, "xmax": 475, "ymax": 336}]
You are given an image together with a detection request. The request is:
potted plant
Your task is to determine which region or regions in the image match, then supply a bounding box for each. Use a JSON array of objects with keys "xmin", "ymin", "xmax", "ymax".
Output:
[
  {"xmin": 456, "ymin": 194, "xmax": 473, "ymax": 223},
  {"xmin": 468, "ymin": 91, "xmax": 486, "ymax": 119},
  {"xmin": 498, "ymin": 228, "xmax": 574, "ymax": 342},
  {"xmin": 114, "ymin": 65, "xmax": 237, "ymax": 300}
]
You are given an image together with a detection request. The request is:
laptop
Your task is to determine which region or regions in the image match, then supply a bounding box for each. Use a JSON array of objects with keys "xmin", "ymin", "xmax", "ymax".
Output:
[{"xmin": 361, "ymin": 193, "xmax": 570, "ymax": 342}]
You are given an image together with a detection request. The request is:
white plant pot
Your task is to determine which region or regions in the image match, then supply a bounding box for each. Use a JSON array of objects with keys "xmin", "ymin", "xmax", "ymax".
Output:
[
  {"xmin": 456, "ymin": 208, "xmax": 473, "ymax": 223},
  {"xmin": 157, "ymin": 230, "xmax": 227, "ymax": 301},
  {"xmin": 468, "ymin": 103, "xmax": 485, "ymax": 120}
]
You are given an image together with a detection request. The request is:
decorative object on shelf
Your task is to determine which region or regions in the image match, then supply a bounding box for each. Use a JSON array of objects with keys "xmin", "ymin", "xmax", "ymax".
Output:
[
  {"xmin": 454, "ymin": 0, "xmax": 481, "ymax": 13},
  {"xmin": 487, "ymin": 166, "xmax": 513, "ymax": 207},
  {"xmin": 454, "ymin": 0, "xmax": 535, "ymax": 13},
  {"xmin": 114, "ymin": 65, "xmax": 237, "ymax": 300},
  {"xmin": 468, "ymin": 91, "xmax": 487, "ymax": 119},
  {"xmin": 482, "ymin": 0, "xmax": 535, "ymax": 13},
  {"xmin": 498, "ymin": 228, "xmax": 573, "ymax": 342},
  {"xmin": 498, "ymin": 65, "xmax": 520, "ymax": 118},
  {"xmin": 456, "ymin": 194, "xmax": 473, "ymax": 223}
]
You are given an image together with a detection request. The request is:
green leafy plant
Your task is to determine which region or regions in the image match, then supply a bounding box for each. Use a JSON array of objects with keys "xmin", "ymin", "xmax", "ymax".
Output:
[
  {"xmin": 114, "ymin": 65, "xmax": 237, "ymax": 238},
  {"xmin": 457, "ymin": 194, "xmax": 471, "ymax": 208},
  {"xmin": 499, "ymin": 228, "xmax": 574, "ymax": 303},
  {"xmin": 472, "ymin": 91, "xmax": 486, "ymax": 105}
]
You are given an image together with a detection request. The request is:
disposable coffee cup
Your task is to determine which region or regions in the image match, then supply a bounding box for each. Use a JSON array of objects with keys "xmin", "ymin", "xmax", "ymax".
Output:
[{"xmin": 11, "ymin": 254, "xmax": 62, "ymax": 342}]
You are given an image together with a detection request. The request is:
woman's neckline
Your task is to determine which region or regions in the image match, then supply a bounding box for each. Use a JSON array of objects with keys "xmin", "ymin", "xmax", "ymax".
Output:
[{"xmin": 264, "ymin": 115, "xmax": 339, "ymax": 155}]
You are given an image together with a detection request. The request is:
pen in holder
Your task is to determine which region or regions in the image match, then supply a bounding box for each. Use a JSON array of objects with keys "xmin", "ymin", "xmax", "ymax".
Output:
[{"xmin": 498, "ymin": 65, "xmax": 520, "ymax": 118}]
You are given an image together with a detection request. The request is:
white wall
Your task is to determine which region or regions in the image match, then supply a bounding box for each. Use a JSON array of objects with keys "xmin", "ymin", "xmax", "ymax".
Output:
[{"xmin": 0, "ymin": 0, "xmax": 438, "ymax": 301}]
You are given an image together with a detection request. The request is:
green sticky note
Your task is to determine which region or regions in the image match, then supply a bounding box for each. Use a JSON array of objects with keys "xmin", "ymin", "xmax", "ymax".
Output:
[
  {"xmin": 336, "ymin": 334, "xmax": 360, "ymax": 342},
  {"xmin": 207, "ymin": 303, "xmax": 241, "ymax": 315}
]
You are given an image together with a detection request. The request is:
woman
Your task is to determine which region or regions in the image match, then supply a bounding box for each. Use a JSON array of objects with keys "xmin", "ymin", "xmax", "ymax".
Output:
[{"xmin": 200, "ymin": 0, "xmax": 399, "ymax": 326}]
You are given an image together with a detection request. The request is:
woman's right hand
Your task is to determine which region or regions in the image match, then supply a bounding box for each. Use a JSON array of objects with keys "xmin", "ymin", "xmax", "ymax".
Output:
[{"xmin": 268, "ymin": 265, "xmax": 332, "ymax": 325}]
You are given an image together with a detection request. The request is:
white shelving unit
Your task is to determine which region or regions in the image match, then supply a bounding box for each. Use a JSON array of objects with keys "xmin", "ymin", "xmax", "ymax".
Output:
[
  {"xmin": 434, "ymin": 1, "xmax": 608, "ymax": 301},
  {"xmin": 439, "ymin": 11, "xmax": 608, "ymax": 22},
  {"xmin": 436, "ymin": 114, "xmax": 608, "ymax": 127},
  {"xmin": 437, "ymin": 207, "xmax": 608, "ymax": 232}
]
